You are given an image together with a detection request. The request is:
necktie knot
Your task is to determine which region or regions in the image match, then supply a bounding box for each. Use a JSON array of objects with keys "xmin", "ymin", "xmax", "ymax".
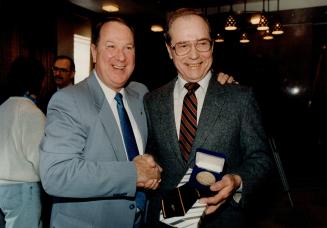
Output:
[
  {"xmin": 114, "ymin": 92, "xmax": 123, "ymax": 105},
  {"xmin": 185, "ymin": 82, "xmax": 200, "ymax": 93}
]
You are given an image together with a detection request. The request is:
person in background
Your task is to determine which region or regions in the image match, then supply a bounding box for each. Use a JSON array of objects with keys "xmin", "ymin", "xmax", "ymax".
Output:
[
  {"xmin": 38, "ymin": 55, "xmax": 75, "ymax": 115},
  {"xmin": 144, "ymin": 8, "xmax": 273, "ymax": 227},
  {"xmin": 0, "ymin": 56, "xmax": 46, "ymax": 228},
  {"xmin": 39, "ymin": 17, "xmax": 161, "ymax": 228},
  {"xmin": 52, "ymin": 55, "xmax": 75, "ymax": 90}
]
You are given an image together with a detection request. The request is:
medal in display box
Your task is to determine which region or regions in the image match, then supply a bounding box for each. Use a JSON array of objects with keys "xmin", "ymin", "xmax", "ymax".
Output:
[{"xmin": 188, "ymin": 148, "xmax": 226, "ymax": 196}]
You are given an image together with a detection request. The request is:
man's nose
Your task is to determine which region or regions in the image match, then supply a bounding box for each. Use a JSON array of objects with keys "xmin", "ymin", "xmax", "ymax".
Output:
[
  {"xmin": 115, "ymin": 49, "xmax": 126, "ymax": 61},
  {"xmin": 189, "ymin": 44, "xmax": 200, "ymax": 58}
]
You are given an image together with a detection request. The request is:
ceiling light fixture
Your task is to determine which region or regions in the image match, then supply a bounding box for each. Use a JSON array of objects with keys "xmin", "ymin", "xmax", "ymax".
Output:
[
  {"xmin": 263, "ymin": 0, "xmax": 273, "ymax": 39},
  {"xmin": 150, "ymin": 24, "xmax": 163, "ymax": 32},
  {"xmin": 225, "ymin": 2, "xmax": 237, "ymax": 31},
  {"xmin": 215, "ymin": 33, "xmax": 224, "ymax": 43},
  {"xmin": 257, "ymin": 0, "xmax": 269, "ymax": 31},
  {"xmin": 215, "ymin": 5, "xmax": 224, "ymax": 43},
  {"xmin": 102, "ymin": 3, "xmax": 119, "ymax": 12},
  {"xmin": 239, "ymin": 0, "xmax": 250, "ymax": 44},
  {"xmin": 240, "ymin": 32, "xmax": 250, "ymax": 43},
  {"xmin": 272, "ymin": 0, "xmax": 284, "ymax": 35},
  {"xmin": 250, "ymin": 14, "xmax": 261, "ymax": 25},
  {"xmin": 272, "ymin": 21, "xmax": 284, "ymax": 35},
  {"xmin": 263, "ymin": 29, "xmax": 274, "ymax": 40}
]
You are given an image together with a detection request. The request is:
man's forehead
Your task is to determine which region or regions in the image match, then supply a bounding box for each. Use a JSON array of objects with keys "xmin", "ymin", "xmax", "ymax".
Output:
[
  {"xmin": 54, "ymin": 59, "xmax": 71, "ymax": 67},
  {"xmin": 170, "ymin": 17, "xmax": 210, "ymax": 42}
]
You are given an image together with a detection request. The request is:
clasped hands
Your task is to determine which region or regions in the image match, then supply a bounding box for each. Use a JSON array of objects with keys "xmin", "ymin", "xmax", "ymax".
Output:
[
  {"xmin": 199, "ymin": 174, "xmax": 242, "ymax": 215},
  {"xmin": 134, "ymin": 154, "xmax": 162, "ymax": 190},
  {"xmin": 134, "ymin": 155, "xmax": 242, "ymax": 214}
]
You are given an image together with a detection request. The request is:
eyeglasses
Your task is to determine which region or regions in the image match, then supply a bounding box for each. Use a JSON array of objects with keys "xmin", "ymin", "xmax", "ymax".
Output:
[
  {"xmin": 52, "ymin": 66, "xmax": 71, "ymax": 74},
  {"xmin": 170, "ymin": 39, "xmax": 213, "ymax": 56}
]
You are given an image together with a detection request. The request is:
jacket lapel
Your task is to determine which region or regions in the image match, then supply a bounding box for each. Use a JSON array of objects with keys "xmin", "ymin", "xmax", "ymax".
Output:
[
  {"xmin": 124, "ymin": 87, "xmax": 147, "ymax": 151},
  {"xmin": 87, "ymin": 74, "xmax": 127, "ymax": 161},
  {"xmin": 188, "ymin": 77, "xmax": 226, "ymax": 166},
  {"xmin": 161, "ymin": 79, "xmax": 188, "ymax": 168}
]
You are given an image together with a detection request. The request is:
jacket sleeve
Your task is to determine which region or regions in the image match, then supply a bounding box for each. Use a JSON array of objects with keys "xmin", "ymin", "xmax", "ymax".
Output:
[{"xmin": 231, "ymin": 90, "xmax": 273, "ymax": 207}]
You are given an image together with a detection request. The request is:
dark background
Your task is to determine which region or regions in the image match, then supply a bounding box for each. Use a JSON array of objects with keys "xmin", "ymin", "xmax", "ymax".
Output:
[{"xmin": 0, "ymin": 0, "xmax": 326, "ymax": 226}]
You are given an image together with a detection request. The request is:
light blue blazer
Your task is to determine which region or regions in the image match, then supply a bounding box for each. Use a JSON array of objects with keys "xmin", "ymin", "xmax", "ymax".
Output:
[{"xmin": 39, "ymin": 72, "xmax": 148, "ymax": 228}]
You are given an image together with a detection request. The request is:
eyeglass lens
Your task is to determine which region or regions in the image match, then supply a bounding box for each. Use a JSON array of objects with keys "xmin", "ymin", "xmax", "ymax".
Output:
[{"xmin": 173, "ymin": 39, "xmax": 212, "ymax": 56}]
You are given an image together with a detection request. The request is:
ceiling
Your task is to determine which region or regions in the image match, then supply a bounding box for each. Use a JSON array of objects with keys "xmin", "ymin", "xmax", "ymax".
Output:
[
  {"xmin": 68, "ymin": 0, "xmax": 327, "ymax": 18},
  {"xmin": 68, "ymin": 0, "xmax": 235, "ymax": 16}
]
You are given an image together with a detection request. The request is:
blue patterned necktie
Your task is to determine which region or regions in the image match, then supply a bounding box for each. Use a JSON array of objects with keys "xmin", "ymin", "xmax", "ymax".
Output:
[{"xmin": 115, "ymin": 93, "xmax": 146, "ymax": 211}]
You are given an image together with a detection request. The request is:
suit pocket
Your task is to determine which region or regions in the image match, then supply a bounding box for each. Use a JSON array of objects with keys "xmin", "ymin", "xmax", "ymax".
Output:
[{"xmin": 52, "ymin": 212, "xmax": 93, "ymax": 228}]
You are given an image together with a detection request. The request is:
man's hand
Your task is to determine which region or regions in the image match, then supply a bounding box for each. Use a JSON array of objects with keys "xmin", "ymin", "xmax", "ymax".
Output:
[
  {"xmin": 134, "ymin": 154, "xmax": 162, "ymax": 190},
  {"xmin": 217, "ymin": 72, "xmax": 238, "ymax": 85},
  {"xmin": 199, "ymin": 174, "xmax": 242, "ymax": 214}
]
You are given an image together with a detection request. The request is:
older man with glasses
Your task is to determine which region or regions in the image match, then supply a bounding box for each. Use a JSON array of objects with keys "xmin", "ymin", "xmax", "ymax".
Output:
[{"xmin": 144, "ymin": 8, "xmax": 272, "ymax": 228}]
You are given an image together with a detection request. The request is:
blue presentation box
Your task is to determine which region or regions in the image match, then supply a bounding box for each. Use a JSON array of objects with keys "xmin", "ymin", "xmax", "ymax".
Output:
[{"xmin": 189, "ymin": 148, "xmax": 226, "ymax": 196}]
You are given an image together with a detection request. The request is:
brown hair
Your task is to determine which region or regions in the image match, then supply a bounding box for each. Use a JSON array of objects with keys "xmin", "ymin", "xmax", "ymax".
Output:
[
  {"xmin": 7, "ymin": 56, "xmax": 45, "ymax": 97},
  {"xmin": 164, "ymin": 8, "xmax": 211, "ymax": 44},
  {"xmin": 53, "ymin": 55, "xmax": 75, "ymax": 72},
  {"xmin": 92, "ymin": 17, "xmax": 135, "ymax": 46}
]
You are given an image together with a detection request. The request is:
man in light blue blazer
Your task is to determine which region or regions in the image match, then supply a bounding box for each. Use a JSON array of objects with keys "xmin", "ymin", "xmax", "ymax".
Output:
[{"xmin": 39, "ymin": 18, "xmax": 161, "ymax": 228}]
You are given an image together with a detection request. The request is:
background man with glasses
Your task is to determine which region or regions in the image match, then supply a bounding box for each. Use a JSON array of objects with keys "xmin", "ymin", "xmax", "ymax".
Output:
[
  {"xmin": 38, "ymin": 55, "xmax": 75, "ymax": 114},
  {"xmin": 52, "ymin": 55, "xmax": 75, "ymax": 90},
  {"xmin": 144, "ymin": 8, "xmax": 272, "ymax": 227}
]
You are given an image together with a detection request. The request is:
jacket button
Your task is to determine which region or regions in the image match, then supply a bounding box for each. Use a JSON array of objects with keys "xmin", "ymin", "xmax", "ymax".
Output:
[{"xmin": 129, "ymin": 204, "xmax": 135, "ymax": 210}]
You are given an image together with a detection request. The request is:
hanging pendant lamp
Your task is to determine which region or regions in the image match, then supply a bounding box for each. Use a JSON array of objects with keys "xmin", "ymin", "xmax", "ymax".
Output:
[
  {"xmin": 215, "ymin": 6, "xmax": 224, "ymax": 42},
  {"xmin": 257, "ymin": 0, "xmax": 269, "ymax": 31},
  {"xmin": 239, "ymin": 0, "xmax": 250, "ymax": 44},
  {"xmin": 263, "ymin": 29, "xmax": 274, "ymax": 40},
  {"xmin": 240, "ymin": 32, "xmax": 250, "ymax": 43},
  {"xmin": 272, "ymin": 0, "xmax": 284, "ymax": 35},
  {"xmin": 215, "ymin": 33, "xmax": 225, "ymax": 43},
  {"xmin": 225, "ymin": 2, "xmax": 237, "ymax": 31}
]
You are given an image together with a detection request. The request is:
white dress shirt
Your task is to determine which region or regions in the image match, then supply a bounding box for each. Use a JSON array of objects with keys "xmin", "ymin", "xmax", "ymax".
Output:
[
  {"xmin": 173, "ymin": 72, "xmax": 212, "ymax": 135},
  {"xmin": 94, "ymin": 71, "xmax": 144, "ymax": 159}
]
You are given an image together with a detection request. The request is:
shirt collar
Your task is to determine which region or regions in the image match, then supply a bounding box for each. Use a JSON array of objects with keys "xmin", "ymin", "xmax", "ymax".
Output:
[
  {"xmin": 94, "ymin": 70, "xmax": 125, "ymax": 104},
  {"xmin": 176, "ymin": 71, "xmax": 212, "ymax": 94}
]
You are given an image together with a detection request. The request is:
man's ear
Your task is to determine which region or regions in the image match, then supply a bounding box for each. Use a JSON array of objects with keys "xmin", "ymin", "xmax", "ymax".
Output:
[
  {"xmin": 90, "ymin": 44, "xmax": 97, "ymax": 63},
  {"xmin": 70, "ymin": 71, "xmax": 75, "ymax": 80},
  {"xmin": 165, "ymin": 43, "xmax": 173, "ymax": 60}
]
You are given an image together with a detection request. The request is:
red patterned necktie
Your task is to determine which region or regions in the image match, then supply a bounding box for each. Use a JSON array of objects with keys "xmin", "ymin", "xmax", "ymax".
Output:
[{"xmin": 179, "ymin": 82, "xmax": 200, "ymax": 161}]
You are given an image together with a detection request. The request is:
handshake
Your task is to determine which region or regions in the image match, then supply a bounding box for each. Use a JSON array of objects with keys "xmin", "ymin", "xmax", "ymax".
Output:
[{"xmin": 134, "ymin": 154, "xmax": 162, "ymax": 190}]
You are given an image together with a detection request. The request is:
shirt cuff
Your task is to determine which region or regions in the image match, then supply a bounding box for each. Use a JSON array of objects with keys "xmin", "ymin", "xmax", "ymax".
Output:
[{"xmin": 233, "ymin": 180, "xmax": 243, "ymax": 203}]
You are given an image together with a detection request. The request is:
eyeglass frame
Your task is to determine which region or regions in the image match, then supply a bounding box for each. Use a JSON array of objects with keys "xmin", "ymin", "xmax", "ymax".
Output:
[
  {"xmin": 52, "ymin": 66, "xmax": 72, "ymax": 74},
  {"xmin": 169, "ymin": 38, "xmax": 213, "ymax": 56}
]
